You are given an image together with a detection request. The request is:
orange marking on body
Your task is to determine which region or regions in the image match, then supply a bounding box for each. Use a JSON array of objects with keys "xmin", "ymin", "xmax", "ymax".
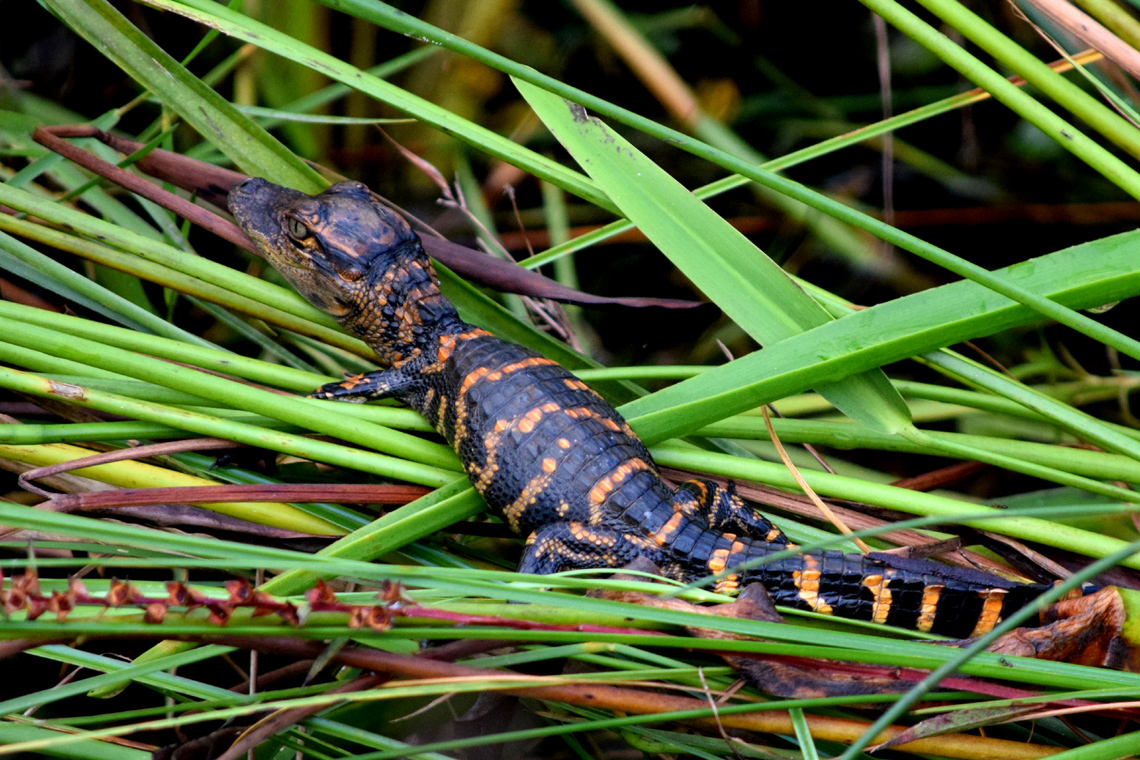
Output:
[
  {"xmin": 502, "ymin": 472, "xmax": 553, "ymax": 533},
  {"xmin": 473, "ymin": 421, "xmax": 509, "ymax": 491},
  {"xmin": 569, "ymin": 522, "xmax": 617, "ymax": 548},
  {"xmin": 492, "ymin": 356, "xmax": 558, "ymax": 381},
  {"xmin": 589, "ymin": 459, "xmax": 651, "ymax": 507},
  {"xmin": 969, "ymin": 589, "xmax": 1008, "ymax": 637},
  {"xmin": 558, "ymin": 438, "xmax": 571, "ymax": 449},
  {"xmin": 542, "ymin": 458, "xmax": 557, "ymax": 474},
  {"xmin": 435, "ymin": 335, "xmax": 456, "ymax": 365},
  {"xmin": 654, "ymin": 511, "xmax": 686, "ymax": 546},
  {"xmin": 916, "ymin": 584, "xmax": 943, "ymax": 632},
  {"xmin": 477, "ymin": 406, "xmax": 550, "ymax": 488},
  {"xmin": 792, "ymin": 555, "xmax": 833, "ymax": 614},
  {"xmin": 588, "ymin": 501, "xmax": 606, "ymax": 525},
  {"xmin": 434, "ymin": 339, "xmax": 454, "ymax": 365},
  {"xmin": 715, "ymin": 574, "xmax": 740, "ymax": 594},
  {"xmin": 861, "ymin": 574, "xmax": 893, "ymax": 625},
  {"xmin": 542, "ymin": 402, "xmax": 561, "ymax": 413},
  {"xmin": 460, "ymin": 367, "xmax": 491, "ymax": 395},
  {"xmin": 341, "ymin": 374, "xmax": 367, "ymax": 390},
  {"xmin": 730, "ymin": 540, "xmax": 745, "ymax": 555},
  {"xmin": 558, "ymin": 407, "xmax": 626, "ymax": 436},
  {"xmin": 708, "ymin": 548, "xmax": 731, "ymax": 574}
]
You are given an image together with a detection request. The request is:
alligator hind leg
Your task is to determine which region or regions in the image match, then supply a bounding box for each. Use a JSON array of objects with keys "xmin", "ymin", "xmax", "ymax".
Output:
[
  {"xmin": 672, "ymin": 479, "xmax": 788, "ymax": 544},
  {"xmin": 518, "ymin": 522, "xmax": 650, "ymax": 575}
]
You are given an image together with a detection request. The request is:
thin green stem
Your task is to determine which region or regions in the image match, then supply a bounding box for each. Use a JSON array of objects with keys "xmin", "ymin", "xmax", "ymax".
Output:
[
  {"xmin": 0, "ymin": 366, "xmax": 455, "ymax": 487},
  {"xmin": 0, "ymin": 315, "xmax": 459, "ymax": 473},
  {"xmin": 914, "ymin": 0, "xmax": 1140, "ymax": 160}
]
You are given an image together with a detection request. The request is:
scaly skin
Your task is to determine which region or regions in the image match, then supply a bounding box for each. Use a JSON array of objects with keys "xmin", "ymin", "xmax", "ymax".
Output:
[{"xmin": 229, "ymin": 178, "xmax": 1051, "ymax": 638}]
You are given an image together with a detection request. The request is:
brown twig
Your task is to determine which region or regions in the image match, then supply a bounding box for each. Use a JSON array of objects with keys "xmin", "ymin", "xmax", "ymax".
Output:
[
  {"xmin": 31, "ymin": 126, "xmax": 253, "ymax": 251},
  {"xmin": 38, "ymin": 483, "xmax": 431, "ymax": 511}
]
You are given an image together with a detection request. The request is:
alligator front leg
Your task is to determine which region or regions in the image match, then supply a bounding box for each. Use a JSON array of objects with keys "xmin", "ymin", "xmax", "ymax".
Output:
[{"xmin": 310, "ymin": 366, "xmax": 422, "ymax": 403}]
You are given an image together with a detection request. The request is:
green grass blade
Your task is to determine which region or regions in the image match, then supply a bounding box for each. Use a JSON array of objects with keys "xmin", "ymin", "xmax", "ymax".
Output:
[
  {"xmin": 134, "ymin": 0, "xmax": 616, "ymax": 213},
  {"xmin": 40, "ymin": 0, "xmax": 324, "ymax": 190},
  {"xmin": 859, "ymin": 0, "xmax": 1140, "ymax": 200},
  {"xmin": 298, "ymin": 0, "xmax": 1140, "ymax": 366},
  {"xmin": 0, "ymin": 230, "xmax": 210, "ymax": 346},
  {"xmin": 1041, "ymin": 731, "xmax": 1140, "ymax": 760},
  {"xmin": 0, "ymin": 723, "xmax": 150, "ymax": 760},
  {"xmin": 914, "ymin": 0, "xmax": 1140, "ymax": 161},
  {"xmin": 516, "ymin": 78, "xmax": 912, "ymax": 435},
  {"xmin": 0, "ymin": 365, "xmax": 455, "ymax": 488},
  {"xmin": 622, "ymin": 229, "xmax": 1140, "ymax": 443}
]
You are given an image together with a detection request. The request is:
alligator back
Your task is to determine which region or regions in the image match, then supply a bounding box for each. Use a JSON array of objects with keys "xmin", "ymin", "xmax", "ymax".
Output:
[{"xmin": 405, "ymin": 328, "xmax": 672, "ymax": 540}]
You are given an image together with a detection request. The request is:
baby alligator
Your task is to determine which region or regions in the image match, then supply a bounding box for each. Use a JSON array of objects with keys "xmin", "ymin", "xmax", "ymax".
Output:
[{"xmin": 229, "ymin": 178, "xmax": 1050, "ymax": 639}]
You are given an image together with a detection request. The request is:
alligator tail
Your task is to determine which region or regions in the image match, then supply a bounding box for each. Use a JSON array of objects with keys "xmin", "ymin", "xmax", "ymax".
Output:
[{"xmin": 735, "ymin": 544, "xmax": 1053, "ymax": 638}]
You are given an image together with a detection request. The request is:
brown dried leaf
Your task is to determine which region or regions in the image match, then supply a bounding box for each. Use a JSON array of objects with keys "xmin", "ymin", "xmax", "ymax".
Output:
[
  {"xmin": 144, "ymin": 602, "xmax": 167, "ymax": 625},
  {"xmin": 378, "ymin": 127, "xmax": 451, "ymax": 196},
  {"xmin": 106, "ymin": 579, "xmax": 139, "ymax": 608},
  {"xmin": 306, "ymin": 580, "xmax": 338, "ymax": 608},
  {"xmin": 48, "ymin": 590, "xmax": 74, "ymax": 622},
  {"xmin": 874, "ymin": 705, "xmax": 1041, "ymax": 752},
  {"xmin": 225, "ymin": 579, "xmax": 253, "ymax": 604}
]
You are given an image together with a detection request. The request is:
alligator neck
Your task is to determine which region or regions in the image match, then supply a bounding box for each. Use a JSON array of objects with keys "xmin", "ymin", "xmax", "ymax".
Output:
[{"xmin": 339, "ymin": 243, "xmax": 464, "ymax": 367}]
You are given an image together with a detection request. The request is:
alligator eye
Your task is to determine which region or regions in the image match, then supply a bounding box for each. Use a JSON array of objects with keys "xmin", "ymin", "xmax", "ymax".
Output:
[{"xmin": 286, "ymin": 216, "xmax": 310, "ymax": 241}]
